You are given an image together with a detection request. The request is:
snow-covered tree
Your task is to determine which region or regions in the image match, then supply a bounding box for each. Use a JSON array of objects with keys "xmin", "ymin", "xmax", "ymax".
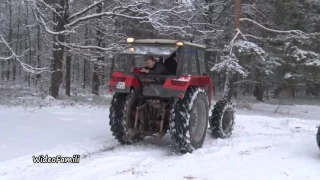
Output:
[{"xmin": 1, "ymin": 0, "xmax": 319, "ymax": 100}]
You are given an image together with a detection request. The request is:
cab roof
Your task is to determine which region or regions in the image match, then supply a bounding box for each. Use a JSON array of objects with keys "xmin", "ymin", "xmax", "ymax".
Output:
[{"xmin": 130, "ymin": 39, "xmax": 206, "ymax": 49}]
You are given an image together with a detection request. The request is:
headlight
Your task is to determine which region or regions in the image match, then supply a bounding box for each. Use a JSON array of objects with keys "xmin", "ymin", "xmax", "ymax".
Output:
[
  {"xmin": 127, "ymin": 38, "xmax": 134, "ymax": 43},
  {"xmin": 128, "ymin": 47, "xmax": 135, "ymax": 52},
  {"xmin": 176, "ymin": 41, "xmax": 184, "ymax": 46}
]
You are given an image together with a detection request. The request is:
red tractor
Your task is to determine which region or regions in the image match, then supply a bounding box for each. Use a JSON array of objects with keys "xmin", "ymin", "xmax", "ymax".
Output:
[{"xmin": 108, "ymin": 38, "xmax": 235, "ymax": 153}]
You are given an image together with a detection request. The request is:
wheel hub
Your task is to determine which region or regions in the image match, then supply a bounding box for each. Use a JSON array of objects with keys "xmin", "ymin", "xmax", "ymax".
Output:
[
  {"xmin": 222, "ymin": 109, "xmax": 233, "ymax": 132},
  {"xmin": 190, "ymin": 100, "xmax": 206, "ymax": 142},
  {"xmin": 191, "ymin": 113, "xmax": 197, "ymax": 128}
]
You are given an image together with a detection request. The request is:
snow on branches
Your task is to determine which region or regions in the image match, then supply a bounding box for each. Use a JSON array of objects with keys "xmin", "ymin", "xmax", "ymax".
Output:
[
  {"xmin": 290, "ymin": 47, "xmax": 320, "ymax": 66},
  {"xmin": 210, "ymin": 29, "xmax": 248, "ymax": 101},
  {"xmin": 28, "ymin": 0, "xmax": 227, "ymax": 40},
  {"xmin": 211, "ymin": 52, "xmax": 246, "ymax": 76},
  {"xmin": 240, "ymin": 18, "xmax": 305, "ymax": 35},
  {"xmin": 233, "ymin": 40, "xmax": 265, "ymax": 59},
  {"xmin": 211, "ymin": 29, "xmax": 247, "ymax": 77},
  {"xmin": 0, "ymin": 35, "xmax": 49, "ymax": 74}
]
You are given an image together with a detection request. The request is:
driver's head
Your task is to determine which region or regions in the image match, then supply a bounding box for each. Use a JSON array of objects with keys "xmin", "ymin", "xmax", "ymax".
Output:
[{"xmin": 146, "ymin": 56, "xmax": 156, "ymax": 68}]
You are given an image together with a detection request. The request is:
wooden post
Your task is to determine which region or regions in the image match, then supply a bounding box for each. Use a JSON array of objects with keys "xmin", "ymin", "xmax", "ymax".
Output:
[{"xmin": 235, "ymin": 0, "xmax": 242, "ymax": 29}]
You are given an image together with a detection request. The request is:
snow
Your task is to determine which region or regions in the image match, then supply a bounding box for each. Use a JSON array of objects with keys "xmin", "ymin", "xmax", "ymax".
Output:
[
  {"xmin": 287, "ymin": 46, "xmax": 320, "ymax": 66},
  {"xmin": 176, "ymin": 77, "xmax": 191, "ymax": 82},
  {"xmin": 305, "ymin": 59, "xmax": 320, "ymax": 66},
  {"xmin": 239, "ymin": 18, "xmax": 305, "ymax": 35},
  {"xmin": 291, "ymin": 48, "xmax": 319, "ymax": 62},
  {"xmin": 0, "ymin": 103, "xmax": 320, "ymax": 180},
  {"xmin": 284, "ymin": 72, "xmax": 293, "ymax": 79},
  {"xmin": 188, "ymin": 88, "xmax": 205, "ymax": 110},
  {"xmin": 211, "ymin": 53, "xmax": 246, "ymax": 76},
  {"xmin": 234, "ymin": 40, "xmax": 266, "ymax": 57}
]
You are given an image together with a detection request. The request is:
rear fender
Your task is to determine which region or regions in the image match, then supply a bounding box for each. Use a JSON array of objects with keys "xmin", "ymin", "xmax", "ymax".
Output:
[
  {"xmin": 109, "ymin": 72, "xmax": 140, "ymax": 93},
  {"xmin": 163, "ymin": 76, "xmax": 191, "ymax": 91},
  {"xmin": 189, "ymin": 76, "xmax": 212, "ymax": 105},
  {"xmin": 163, "ymin": 76, "xmax": 211, "ymax": 98}
]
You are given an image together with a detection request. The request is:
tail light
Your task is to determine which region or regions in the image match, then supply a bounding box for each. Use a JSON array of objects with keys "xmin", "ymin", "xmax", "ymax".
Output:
[
  {"xmin": 171, "ymin": 80, "xmax": 187, "ymax": 86},
  {"xmin": 111, "ymin": 76, "xmax": 126, "ymax": 82}
]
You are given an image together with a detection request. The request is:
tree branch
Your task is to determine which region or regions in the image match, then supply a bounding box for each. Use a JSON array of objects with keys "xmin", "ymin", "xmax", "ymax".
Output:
[
  {"xmin": 0, "ymin": 35, "xmax": 49, "ymax": 74},
  {"xmin": 68, "ymin": 0, "xmax": 104, "ymax": 20},
  {"xmin": 240, "ymin": 18, "xmax": 305, "ymax": 35}
]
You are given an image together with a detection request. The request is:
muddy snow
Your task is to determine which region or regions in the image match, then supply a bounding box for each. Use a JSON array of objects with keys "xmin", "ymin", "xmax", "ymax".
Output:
[{"xmin": 0, "ymin": 103, "xmax": 319, "ymax": 180}]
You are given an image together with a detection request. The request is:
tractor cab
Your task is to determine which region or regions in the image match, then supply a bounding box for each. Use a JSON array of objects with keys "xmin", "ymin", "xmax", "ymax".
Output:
[
  {"xmin": 114, "ymin": 38, "xmax": 180, "ymax": 76},
  {"xmin": 109, "ymin": 38, "xmax": 212, "ymax": 100}
]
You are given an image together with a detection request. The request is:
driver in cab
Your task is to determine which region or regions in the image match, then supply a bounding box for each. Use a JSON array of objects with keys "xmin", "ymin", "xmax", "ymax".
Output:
[{"xmin": 140, "ymin": 56, "xmax": 168, "ymax": 75}]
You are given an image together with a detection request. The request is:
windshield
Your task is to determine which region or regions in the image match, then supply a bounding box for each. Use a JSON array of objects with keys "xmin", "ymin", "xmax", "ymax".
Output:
[
  {"xmin": 114, "ymin": 44, "xmax": 179, "ymax": 72},
  {"xmin": 114, "ymin": 54, "xmax": 146, "ymax": 72},
  {"xmin": 120, "ymin": 44, "xmax": 178, "ymax": 55}
]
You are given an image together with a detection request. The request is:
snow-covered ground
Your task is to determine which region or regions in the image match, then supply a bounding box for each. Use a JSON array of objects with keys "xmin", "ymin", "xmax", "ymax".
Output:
[{"xmin": 0, "ymin": 102, "xmax": 320, "ymax": 180}]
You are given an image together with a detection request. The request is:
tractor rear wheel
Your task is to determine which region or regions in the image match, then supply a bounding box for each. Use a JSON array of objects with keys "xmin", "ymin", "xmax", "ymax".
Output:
[
  {"xmin": 209, "ymin": 100, "xmax": 235, "ymax": 139},
  {"xmin": 109, "ymin": 92, "xmax": 143, "ymax": 144},
  {"xmin": 170, "ymin": 87, "xmax": 209, "ymax": 153}
]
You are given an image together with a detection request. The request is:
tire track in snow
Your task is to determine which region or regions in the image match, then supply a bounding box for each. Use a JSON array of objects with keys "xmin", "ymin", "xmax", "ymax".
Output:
[
  {"xmin": 1, "ymin": 113, "xmax": 319, "ymax": 180},
  {"xmin": 0, "ymin": 136, "xmax": 175, "ymax": 180},
  {"xmin": 0, "ymin": 136, "xmax": 121, "ymax": 180}
]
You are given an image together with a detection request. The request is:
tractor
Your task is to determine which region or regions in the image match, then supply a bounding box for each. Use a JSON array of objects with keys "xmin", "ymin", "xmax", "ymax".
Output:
[{"xmin": 108, "ymin": 38, "xmax": 235, "ymax": 153}]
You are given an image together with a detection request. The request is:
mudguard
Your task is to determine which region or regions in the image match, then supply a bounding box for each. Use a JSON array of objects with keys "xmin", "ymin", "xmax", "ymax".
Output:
[{"xmin": 109, "ymin": 73, "xmax": 213, "ymax": 99}]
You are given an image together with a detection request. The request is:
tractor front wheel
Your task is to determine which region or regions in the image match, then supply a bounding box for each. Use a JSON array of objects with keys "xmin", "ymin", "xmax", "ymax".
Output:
[
  {"xmin": 209, "ymin": 100, "xmax": 235, "ymax": 139},
  {"xmin": 170, "ymin": 87, "xmax": 209, "ymax": 153}
]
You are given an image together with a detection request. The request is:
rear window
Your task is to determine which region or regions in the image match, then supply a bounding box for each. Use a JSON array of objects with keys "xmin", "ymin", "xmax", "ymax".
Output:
[
  {"xmin": 114, "ymin": 54, "xmax": 146, "ymax": 72},
  {"xmin": 121, "ymin": 45, "xmax": 178, "ymax": 55},
  {"xmin": 114, "ymin": 44, "xmax": 179, "ymax": 72}
]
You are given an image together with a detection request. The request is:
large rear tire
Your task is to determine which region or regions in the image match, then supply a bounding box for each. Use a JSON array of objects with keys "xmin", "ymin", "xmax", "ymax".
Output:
[
  {"xmin": 209, "ymin": 100, "xmax": 235, "ymax": 138},
  {"xmin": 170, "ymin": 87, "xmax": 209, "ymax": 153},
  {"xmin": 109, "ymin": 92, "xmax": 143, "ymax": 144}
]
